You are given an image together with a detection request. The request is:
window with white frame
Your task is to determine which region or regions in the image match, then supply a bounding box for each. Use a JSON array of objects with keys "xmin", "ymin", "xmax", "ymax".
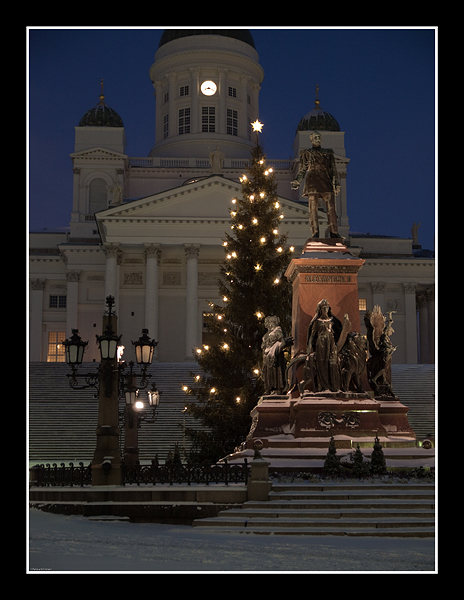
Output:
[
  {"xmin": 180, "ymin": 85, "xmax": 189, "ymax": 97},
  {"xmin": 179, "ymin": 107, "xmax": 191, "ymax": 134},
  {"xmin": 49, "ymin": 295, "xmax": 67, "ymax": 308},
  {"xmin": 202, "ymin": 106, "xmax": 215, "ymax": 132},
  {"xmin": 47, "ymin": 331, "xmax": 66, "ymax": 362},
  {"xmin": 227, "ymin": 108, "xmax": 238, "ymax": 136}
]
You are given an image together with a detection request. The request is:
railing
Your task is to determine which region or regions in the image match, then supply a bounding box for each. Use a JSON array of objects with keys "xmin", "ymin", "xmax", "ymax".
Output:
[
  {"xmin": 129, "ymin": 157, "xmax": 292, "ymax": 170},
  {"xmin": 29, "ymin": 459, "xmax": 249, "ymax": 487},
  {"xmin": 30, "ymin": 462, "xmax": 92, "ymax": 487},
  {"xmin": 121, "ymin": 458, "xmax": 249, "ymax": 486}
]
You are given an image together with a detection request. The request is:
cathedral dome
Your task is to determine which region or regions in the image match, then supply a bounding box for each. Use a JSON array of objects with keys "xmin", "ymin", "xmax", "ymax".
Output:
[
  {"xmin": 296, "ymin": 88, "xmax": 340, "ymax": 133},
  {"xmin": 79, "ymin": 82, "xmax": 123, "ymax": 128},
  {"xmin": 159, "ymin": 29, "xmax": 256, "ymax": 49}
]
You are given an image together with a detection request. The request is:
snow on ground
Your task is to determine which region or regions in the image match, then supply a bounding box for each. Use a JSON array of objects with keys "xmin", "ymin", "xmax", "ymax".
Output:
[{"xmin": 28, "ymin": 508, "xmax": 436, "ymax": 573}]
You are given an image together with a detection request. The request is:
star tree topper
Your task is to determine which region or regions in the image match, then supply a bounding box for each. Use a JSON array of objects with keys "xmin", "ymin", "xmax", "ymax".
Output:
[{"xmin": 251, "ymin": 120, "xmax": 264, "ymax": 133}]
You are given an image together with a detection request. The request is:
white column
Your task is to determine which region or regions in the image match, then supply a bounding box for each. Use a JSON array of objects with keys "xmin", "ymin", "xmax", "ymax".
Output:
[
  {"xmin": 425, "ymin": 287, "xmax": 435, "ymax": 364},
  {"xmin": 166, "ymin": 72, "xmax": 177, "ymax": 139},
  {"xmin": 251, "ymin": 81, "xmax": 260, "ymax": 123},
  {"xmin": 144, "ymin": 244, "xmax": 161, "ymax": 358},
  {"xmin": 371, "ymin": 282, "xmax": 385, "ymax": 311},
  {"xmin": 184, "ymin": 244, "xmax": 200, "ymax": 359},
  {"xmin": 103, "ymin": 243, "xmax": 121, "ymax": 312},
  {"xmin": 71, "ymin": 167, "xmax": 81, "ymax": 222},
  {"xmin": 417, "ymin": 292, "xmax": 429, "ymax": 363},
  {"xmin": 189, "ymin": 68, "xmax": 200, "ymax": 133},
  {"xmin": 403, "ymin": 283, "xmax": 418, "ymax": 364},
  {"xmin": 66, "ymin": 270, "xmax": 80, "ymax": 335},
  {"xmin": 154, "ymin": 80, "xmax": 163, "ymax": 144},
  {"xmin": 29, "ymin": 279, "xmax": 45, "ymax": 361},
  {"xmin": 239, "ymin": 75, "xmax": 249, "ymax": 139},
  {"xmin": 218, "ymin": 68, "xmax": 228, "ymax": 134}
]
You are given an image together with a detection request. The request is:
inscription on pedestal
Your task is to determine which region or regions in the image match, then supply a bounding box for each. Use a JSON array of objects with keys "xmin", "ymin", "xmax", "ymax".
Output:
[{"xmin": 305, "ymin": 274, "xmax": 352, "ymax": 283}]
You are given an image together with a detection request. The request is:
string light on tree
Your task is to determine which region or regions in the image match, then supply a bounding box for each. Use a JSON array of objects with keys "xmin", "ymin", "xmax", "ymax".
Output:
[{"xmin": 183, "ymin": 128, "xmax": 293, "ymax": 464}]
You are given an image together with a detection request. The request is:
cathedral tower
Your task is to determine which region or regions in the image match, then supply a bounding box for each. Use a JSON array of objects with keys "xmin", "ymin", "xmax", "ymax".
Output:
[{"xmin": 148, "ymin": 29, "xmax": 264, "ymax": 159}]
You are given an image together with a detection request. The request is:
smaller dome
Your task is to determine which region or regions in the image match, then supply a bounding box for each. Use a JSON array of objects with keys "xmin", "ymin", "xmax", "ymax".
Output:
[
  {"xmin": 296, "ymin": 87, "xmax": 340, "ymax": 133},
  {"xmin": 79, "ymin": 81, "xmax": 123, "ymax": 128}
]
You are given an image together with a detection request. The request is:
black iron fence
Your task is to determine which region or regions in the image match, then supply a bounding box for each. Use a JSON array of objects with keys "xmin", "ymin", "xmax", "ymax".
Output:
[
  {"xmin": 30, "ymin": 459, "xmax": 249, "ymax": 487},
  {"xmin": 122, "ymin": 458, "xmax": 249, "ymax": 486},
  {"xmin": 30, "ymin": 462, "xmax": 92, "ymax": 487}
]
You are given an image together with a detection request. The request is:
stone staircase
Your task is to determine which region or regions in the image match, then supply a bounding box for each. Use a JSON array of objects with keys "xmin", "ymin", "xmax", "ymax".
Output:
[
  {"xmin": 193, "ymin": 483, "xmax": 435, "ymax": 537},
  {"xmin": 28, "ymin": 362, "xmax": 203, "ymax": 463},
  {"xmin": 28, "ymin": 363, "xmax": 435, "ymax": 464},
  {"xmin": 391, "ymin": 365, "xmax": 435, "ymax": 439}
]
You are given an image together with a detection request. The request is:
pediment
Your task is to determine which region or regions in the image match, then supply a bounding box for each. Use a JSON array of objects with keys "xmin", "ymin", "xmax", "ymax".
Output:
[
  {"xmin": 97, "ymin": 176, "xmax": 309, "ymax": 222},
  {"xmin": 96, "ymin": 175, "xmax": 314, "ymax": 245},
  {"xmin": 70, "ymin": 147, "xmax": 127, "ymax": 160}
]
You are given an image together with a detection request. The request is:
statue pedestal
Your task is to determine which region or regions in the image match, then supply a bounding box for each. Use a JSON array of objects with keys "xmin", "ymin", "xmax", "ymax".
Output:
[
  {"xmin": 225, "ymin": 239, "xmax": 422, "ymax": 472},
  {"xmin": 248, "ymin": 392, "xmax": 414, "ymax": 445},
  {"xmin": 284, "ymin": 241, "xmax": 365, "ymax": 356}
]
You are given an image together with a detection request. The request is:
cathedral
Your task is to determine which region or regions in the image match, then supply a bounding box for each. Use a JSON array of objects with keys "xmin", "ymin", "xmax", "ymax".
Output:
[{"xmin": 29, "ymin": 29, "xmax": 435, "ymax": 366}]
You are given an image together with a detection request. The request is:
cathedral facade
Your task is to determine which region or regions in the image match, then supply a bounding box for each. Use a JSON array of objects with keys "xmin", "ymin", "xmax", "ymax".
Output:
[{"xmin": 29, "ymin": 30, "xmax": 435, "ymax": 365}]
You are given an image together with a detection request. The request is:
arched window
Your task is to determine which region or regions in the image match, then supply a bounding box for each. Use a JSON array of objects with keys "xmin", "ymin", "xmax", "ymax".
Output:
[{"xmin": 89, "ymin": 178, "xmax": 108, "ymax": 214}]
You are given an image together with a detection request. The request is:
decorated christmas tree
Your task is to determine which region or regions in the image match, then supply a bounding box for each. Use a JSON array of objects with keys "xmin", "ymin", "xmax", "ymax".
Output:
[{"xmin": 183, "ymin": 125, "xmax": 295, "ymax": 463}]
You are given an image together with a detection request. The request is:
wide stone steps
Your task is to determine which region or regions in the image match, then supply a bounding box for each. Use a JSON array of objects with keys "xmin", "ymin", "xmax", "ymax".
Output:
[
  {"xmin": 28, "ymin": 362, "xmax": 204, "ymax": 463},
  {"xmin": 391, "ymin": 364, "xmax": 435, "ymax": 439},
  {"xmin": 193, "ymin": 483, "xmax": 435, "ymax": 537},
  {"xmin": 28, "ymin": 363, "xmax": 435, "ymax": 463}
]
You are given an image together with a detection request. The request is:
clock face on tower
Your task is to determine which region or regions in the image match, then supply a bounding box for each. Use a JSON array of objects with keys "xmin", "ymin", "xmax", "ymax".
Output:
[{"xmin": 200, "ymin": 80, "xmax": 217, "ymax": 96}]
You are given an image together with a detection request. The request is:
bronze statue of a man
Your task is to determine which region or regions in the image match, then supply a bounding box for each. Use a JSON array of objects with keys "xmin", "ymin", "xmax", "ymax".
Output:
[{"xmin": 291, "ymin": 132, "xmax": 341, "ymax": 238}]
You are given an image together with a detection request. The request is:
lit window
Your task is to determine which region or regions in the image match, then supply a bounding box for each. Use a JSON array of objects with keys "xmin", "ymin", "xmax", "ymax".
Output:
[
  {"xmin": 359, "ymin": 298, "xmax": 367, "ymax": 311},
  {"xmin": 47, "ymin": 331, "xmax": 66, "ymax": 362}
]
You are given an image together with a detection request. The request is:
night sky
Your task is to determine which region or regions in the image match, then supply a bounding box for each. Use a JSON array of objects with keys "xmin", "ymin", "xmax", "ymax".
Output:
[{"xmin": 27, "ymin": 27, "xmax": 436, "ymax": 251}]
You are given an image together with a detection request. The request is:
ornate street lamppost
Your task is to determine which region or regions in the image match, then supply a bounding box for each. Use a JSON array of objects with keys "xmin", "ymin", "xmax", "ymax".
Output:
[
  {"xmin": 62, "ymin": 296, "xmax": 158, "ymax": 485},
  {"xmin": 122, "ymin": 362, "xmax": 161, "ymax": 465}
]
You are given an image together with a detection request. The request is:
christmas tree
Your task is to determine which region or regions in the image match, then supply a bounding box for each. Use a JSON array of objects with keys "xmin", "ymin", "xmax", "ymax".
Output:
[{"xmin": 183, "ymin": 126, "xmax": 295, "ymax": 463}]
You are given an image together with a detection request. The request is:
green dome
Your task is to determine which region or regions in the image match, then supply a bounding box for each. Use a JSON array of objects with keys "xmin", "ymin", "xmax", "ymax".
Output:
[
  {"xmin": 159, "ymin": 29, "xmax": 256, "ymax": 49},
  {"xmin": 79, "ymin": 85, "xmax": 123, "ymax": 128},
  {"xmin": 296, "ymin": 90, "xmax": 340, "ymax": 133},
  {"xmin": 296, "ymin": 107, "xmax": 340, "ymax": 133}
]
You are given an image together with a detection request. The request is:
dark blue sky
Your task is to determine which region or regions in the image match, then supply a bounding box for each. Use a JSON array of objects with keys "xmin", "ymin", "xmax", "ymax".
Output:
[{"xmin": 28, "ymin": 27, "xmax": 436, "ymax": 250}]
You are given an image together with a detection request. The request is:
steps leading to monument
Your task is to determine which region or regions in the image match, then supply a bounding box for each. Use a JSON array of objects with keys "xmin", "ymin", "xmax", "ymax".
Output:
[
  {"xmin": 227, "ymin": 443, "xmax": 435, "ymax": 473},
  {"xmin": 193, "ymin": 483, "xmax": 435, "ymax": 537},
  {"xmin": 28, "ymin": 362, "xmax": 203, "ymax": 463},
  {"xmin": 391, "ymin": 365, "xmax": 435, "ymax": 439},
  {"xmin": 28, "ymin": 363, "xmax": 435, "ymax": 464}
]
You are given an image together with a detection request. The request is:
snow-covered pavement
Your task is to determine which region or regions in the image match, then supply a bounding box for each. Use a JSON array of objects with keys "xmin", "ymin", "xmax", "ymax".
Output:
[{"xmin": 28, "ymin": 508, "xmax": 436, "ymax": 573}]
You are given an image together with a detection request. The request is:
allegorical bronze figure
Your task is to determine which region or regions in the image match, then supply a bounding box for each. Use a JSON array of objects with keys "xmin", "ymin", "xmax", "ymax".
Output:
[
  {"xmin": 364, "ymin": 305, "xmax": 397, "ymax": 397},
  {"xmin": 261, "ymin": 315, "xmax": 293, "ymax": 395},
  {"xmin": 291, "ymin": 131, "xmax": 341, "ymax": 238}
]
